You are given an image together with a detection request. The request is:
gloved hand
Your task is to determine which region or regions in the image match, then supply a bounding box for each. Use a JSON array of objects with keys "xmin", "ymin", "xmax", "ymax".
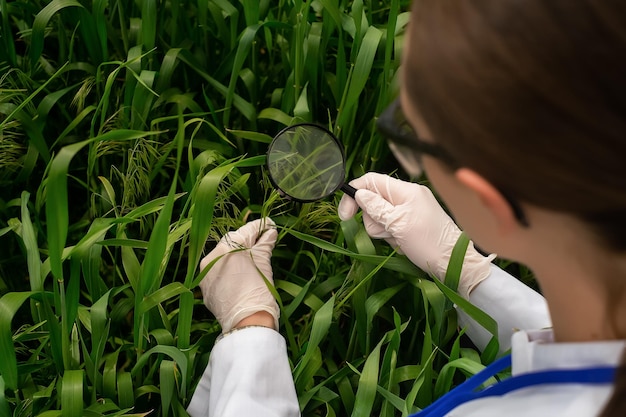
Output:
[
  {"xmin": 338, "ymin": 173, "xmax": 495, "ymax": 299},
  {"xmin": 199, "ymin": 218, "xmax": 280, "ymax": 333}
]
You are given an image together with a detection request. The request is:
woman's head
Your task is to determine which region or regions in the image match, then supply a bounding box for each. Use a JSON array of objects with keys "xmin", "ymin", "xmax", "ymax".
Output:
[{"xmin": 400, "ymin": 0, "xmax": 626, "ymax": 250}]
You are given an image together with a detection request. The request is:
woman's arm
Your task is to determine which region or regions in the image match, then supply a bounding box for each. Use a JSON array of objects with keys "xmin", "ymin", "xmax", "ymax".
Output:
[
  {"xmin": 187, "ymin": 326, "xmax": 299, "ymax": 417},
  {"xmin": 457, "ymin": 264, "xmax": 552, "ymax": 353},
  {"xmin": 336, "ymin": 174, "xmax": 552, "ymax": 354},
  {"xmin": 188, "ymin": 219, "xmax": 299, "ymax": 416}
]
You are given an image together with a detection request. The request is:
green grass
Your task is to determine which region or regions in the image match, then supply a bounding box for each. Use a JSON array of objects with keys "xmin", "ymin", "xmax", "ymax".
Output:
[{"xmin": 0, "ymin": 1, "xmax": 505, "ymax": 416}]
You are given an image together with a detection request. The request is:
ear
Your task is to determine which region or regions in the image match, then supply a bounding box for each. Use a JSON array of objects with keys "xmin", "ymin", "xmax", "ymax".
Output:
[{"xmin": 455, "ymin": 168, "xmax": 520, "ymax": 234}]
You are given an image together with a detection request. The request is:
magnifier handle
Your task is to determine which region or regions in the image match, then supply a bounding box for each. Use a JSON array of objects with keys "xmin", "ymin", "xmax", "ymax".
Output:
[{"xmin": 341, "ymin": 183, "xmax": 357, "ymax": 199}]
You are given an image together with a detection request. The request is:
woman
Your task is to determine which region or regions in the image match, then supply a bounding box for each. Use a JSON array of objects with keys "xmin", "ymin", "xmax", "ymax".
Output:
[{"xmin": 187, "ymin": 1, "xmax": 626, "ymax": 416}]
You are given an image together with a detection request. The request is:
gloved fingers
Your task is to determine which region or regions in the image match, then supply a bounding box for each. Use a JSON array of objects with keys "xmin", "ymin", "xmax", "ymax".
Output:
[
  {"xmin": 252, "ymin": 224, "xmax": 278, "ymax": 251},
  {"xmin": 348, "ymin": 172, "xmax": 447, "ymax": 214},
  {"xmin": 248, "ymin": 218, "xmax": 277, "ymax": 268},
  {"xmin": 339, "ymin": 173, "xmax": 427, "ymax": 220},
  {"xmin": 199, "ymin": 243, "xmax": 228, "ymax": 271},
  {"xmin": 250, "ymin": 227, "xmax": 278, "ymax": 282},
  {"xmin": 222, "ymin": 217, "xmax": 276, "ymax": 249},
  {"xmin": 199, "ymin": 218, "xmax": 276, "ymax": 270},
  {"xmin": 362, "ymin": 211, "xmax": 403, "ymax": 252},
  {"xmin": 347, "ymin": 173, "xmax": 415, "ymax": 205},
  {"xmin": 355, "ymin": 188, "xmax": 399, "ymax": 231},
  {"xmin": 361, "ymin": 211, "xmax": 393, "ymax": 239},
  {"xmin": 251, "ymin": 227, "xmax": 278, "ymax": 261},
  {"xmin": 338, "ymin": 192, "xmax": 360, "ymax": 221}
]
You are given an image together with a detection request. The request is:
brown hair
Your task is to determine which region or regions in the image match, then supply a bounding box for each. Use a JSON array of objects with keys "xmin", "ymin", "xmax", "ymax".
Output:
[
  {"xmin": 405, "ymin": 0, "xmax": 626, "ymax": 248},
  {"xmin": 404, "ymin": 1, "xmax": 626, "ymax": 415}
]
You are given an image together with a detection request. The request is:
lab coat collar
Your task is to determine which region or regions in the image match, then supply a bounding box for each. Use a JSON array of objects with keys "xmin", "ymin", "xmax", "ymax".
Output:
[{"xmin": 511, "ymin": 329, "xmax": 626, "ymax": 376}]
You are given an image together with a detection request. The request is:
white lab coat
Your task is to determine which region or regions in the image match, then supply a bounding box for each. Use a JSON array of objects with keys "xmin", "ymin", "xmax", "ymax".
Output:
[
  {"xmin": 186, "ymin": 326, "xmax": 300, "ymax": 417},
  {"xmin": 187, "ymin": 265, "xmax": 624, "ymax": 417}
]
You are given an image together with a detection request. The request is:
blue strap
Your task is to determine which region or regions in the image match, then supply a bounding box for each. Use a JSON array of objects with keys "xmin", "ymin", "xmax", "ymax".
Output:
[{"xmin": 411, "ymin": 354, "xmax": 616, "ymax": 417}]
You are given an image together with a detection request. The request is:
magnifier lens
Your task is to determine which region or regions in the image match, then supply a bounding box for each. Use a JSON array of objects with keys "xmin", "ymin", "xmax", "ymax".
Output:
[{"xmin": 267, "ymin": 124, "xmax": 346, "ymax": 201}]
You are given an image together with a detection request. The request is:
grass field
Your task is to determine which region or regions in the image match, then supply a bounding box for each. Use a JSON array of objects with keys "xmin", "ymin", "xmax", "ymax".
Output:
[{"xmin": 0, "ymin": 1, "xmax": 525, "ymax": 416}]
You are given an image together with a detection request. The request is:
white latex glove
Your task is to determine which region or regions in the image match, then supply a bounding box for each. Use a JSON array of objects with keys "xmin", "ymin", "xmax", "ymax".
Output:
[
  {"xmin": 199, "ymin": 218, "xmax": 280, "ymax": 333},
  {"xmin": 338, "ymin": 173, "xmax": 495, "ymax": 299}
]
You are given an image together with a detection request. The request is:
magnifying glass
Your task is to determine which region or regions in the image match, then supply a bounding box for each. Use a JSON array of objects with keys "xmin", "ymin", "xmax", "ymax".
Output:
[{"xmin": 266, "ymin": 123, "xmax": 357, "ymax": 202}]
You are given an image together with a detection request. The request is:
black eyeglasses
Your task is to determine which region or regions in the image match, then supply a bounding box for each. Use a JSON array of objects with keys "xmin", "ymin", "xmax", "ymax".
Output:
[
  {"xmin": 376, "ymin": 98, "xmax": 458, "ymax": 178},
  {"xmin": 376, "ymin": 98, "xmax": 529, "ymax": 227}
]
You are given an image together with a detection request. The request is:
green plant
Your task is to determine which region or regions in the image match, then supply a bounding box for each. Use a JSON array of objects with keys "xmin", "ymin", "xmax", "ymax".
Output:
[{"xmin": 0, "ymin": 1, "xmax": 505, "ymax": 416}]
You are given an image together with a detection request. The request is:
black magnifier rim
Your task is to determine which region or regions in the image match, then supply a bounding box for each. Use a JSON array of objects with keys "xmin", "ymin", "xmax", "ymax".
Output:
[{"xmin": 266, "ymin": 123, "xmax": 348, "ymax": 203}]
